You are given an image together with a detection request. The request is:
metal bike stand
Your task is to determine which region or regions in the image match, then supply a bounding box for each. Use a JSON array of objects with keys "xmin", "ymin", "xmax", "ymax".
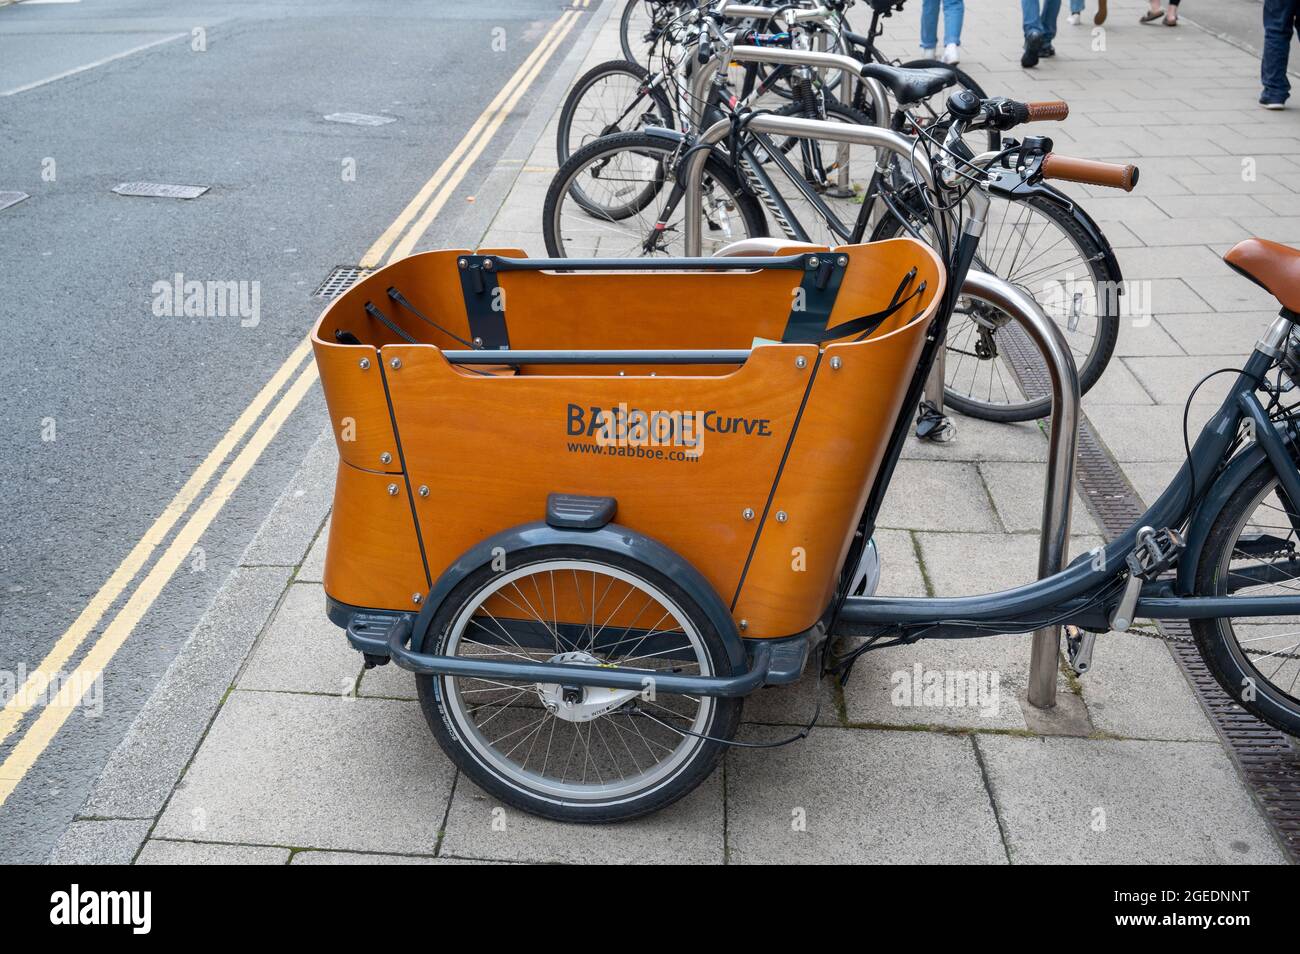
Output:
[
  {"xmin": 963, "ymin": 271, "xmax": 1080, "ymax": 708},
  {"xmin": 682, "ymin": 113, "xmax": 1082, "ymax": 708}
]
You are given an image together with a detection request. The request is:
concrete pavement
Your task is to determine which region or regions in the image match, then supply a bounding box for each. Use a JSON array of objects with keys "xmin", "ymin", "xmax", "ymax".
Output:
[{"xmin": 43, "ymin": 0, "xmax": 1300, "ymax": 863}]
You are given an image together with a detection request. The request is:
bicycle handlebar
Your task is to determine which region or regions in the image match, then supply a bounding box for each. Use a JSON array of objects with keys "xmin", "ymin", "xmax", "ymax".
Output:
[
  {"xmin": 1040, "ymin": 154, "xmax": 1140, "ymax": 191},
  {"xmin": 1025, "ymin": 100, "xmax": 1069, "ymax": 122}
]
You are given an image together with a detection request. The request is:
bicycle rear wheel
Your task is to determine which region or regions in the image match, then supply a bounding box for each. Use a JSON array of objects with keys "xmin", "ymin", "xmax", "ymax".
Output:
[
  {"xmin": 418, "ymin": 545, "xmax": 743, "ymax": 822},
  {"xmin": 872, "ymin": 192, "xmax": 1120, "ymax": 422},
  {"xmin": 544, "ymin": 131, "xmax": 767, "ymax": 258}
]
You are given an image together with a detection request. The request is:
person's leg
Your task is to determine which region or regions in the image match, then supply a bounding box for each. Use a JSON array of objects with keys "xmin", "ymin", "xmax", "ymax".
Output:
[
  {"xmin": 1070, "ymin": 0, "xmax": 1084, "ymax": 12},
  {"xmin": 1041, "ymin": 0, "xmax": 1063, "ymax": 43},
  {"xmin": 1165, "ymin": 0, "xmax": 1180, "ymax": 23},
  {"xmin": 943, "ymin": 0, "xmax": 965, "ymax": 46},
  {"xmin": 1021, "ymin": 0, "xmax": 1043, "ymax": 35},
  {"xmin": 1261, "ymin": 0, "xmax": 1295, "ymax": 104},
  {"xmin": 920, "ymin": 0, "xmax": 940, "ymax": 51},
  {"xmin": 1022, "ymin": 0, "xmax": 1046, "ymax": 65}
]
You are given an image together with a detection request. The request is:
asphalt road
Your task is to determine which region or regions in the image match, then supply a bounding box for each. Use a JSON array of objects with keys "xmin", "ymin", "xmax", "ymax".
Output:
[{"xmin": 0, "ymin": 0, "xmax": 593, "ymax": 862}]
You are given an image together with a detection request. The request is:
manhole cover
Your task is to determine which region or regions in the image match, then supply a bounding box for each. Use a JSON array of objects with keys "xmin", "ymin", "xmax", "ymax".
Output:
[
  {"xmin": 0, "ymin": 191, "xmax": 30, "ymax": 213},
  {"xmin": 314, "ymin": 266, "xmax": 370, "ymax": 299},
  {"xmin": 112, "ymin": 182, "xmax": 209, "ymax": 199},
  {"xmin": 323, "ymin": 112, "xmax": 396, "ymax": 127}
]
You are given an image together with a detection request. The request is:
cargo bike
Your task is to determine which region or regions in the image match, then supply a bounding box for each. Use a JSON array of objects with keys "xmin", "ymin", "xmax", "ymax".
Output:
[{"xmin": 312, "ymin": 95, "xmax": 1300, "ymax": 824}]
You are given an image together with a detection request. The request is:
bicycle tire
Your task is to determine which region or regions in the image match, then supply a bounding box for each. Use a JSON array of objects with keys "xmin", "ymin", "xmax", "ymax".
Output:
[
  {"xmin": 543, "ymin": 130, "xmax": 768, "ymax": 258},
  {"xmin": 871, "ymin": 192, "xmax": 1121, "ymax": 422},
  {"xmin": 556, "ymin": 59, "xmax": 675, "ymax": 166}
]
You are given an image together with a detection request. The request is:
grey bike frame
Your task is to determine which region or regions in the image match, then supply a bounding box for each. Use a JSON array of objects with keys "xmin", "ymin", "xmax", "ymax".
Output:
[{"xmin": 836, "ymin": 313, "xmax": 1300, "ymax": 630}]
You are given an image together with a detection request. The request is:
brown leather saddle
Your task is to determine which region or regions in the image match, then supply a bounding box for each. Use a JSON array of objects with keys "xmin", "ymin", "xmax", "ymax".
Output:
[{"xmin": 1224, "ymin": 238, "xmax": 1300, "ymax": 314}]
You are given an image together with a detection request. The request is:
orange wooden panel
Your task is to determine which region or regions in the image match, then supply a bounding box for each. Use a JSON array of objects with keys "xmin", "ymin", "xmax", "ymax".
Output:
[
  {"xmin": 323, "ymin": 461, "xmax": 429, "ymax": 612},
  {"xmin": 311, "ymin": 340, "xmax": 401, "ymax": 474},
  {"xmin": 732, "ymin": 243, "xmax": 946, "ymax": 635},
  {"xmin": 384, "ymin": 344, "xmax": 818, "ymax": 616}
]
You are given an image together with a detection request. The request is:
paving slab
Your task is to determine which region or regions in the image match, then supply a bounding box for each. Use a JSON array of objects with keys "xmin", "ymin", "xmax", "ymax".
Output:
[
  {"xmin": 155, "ymin": 691, "xmax": 454, "ymax": 855},
  {"xmin": 875, "ymin": 459, "xmax": 999, "ymax": 532},
  {"xmin": 914, "ymin": 531, "xmax": 1106, "ymax": 597},
  {"xmin": 842, "ymin": 632, "xmax": 1085, "ymax": 733},
  {"xmin": 901, "ymin": 421, "xmax": 1050, "ymax": 466},
  {"xmin": 980, "ymin": 460, "xmax": 1100, "ymax": 535},
  {"xmin": 1080, "ymin": 632, "xmax": 1218, "ymax": 742},
  {"xmin": 440, "ymin": 773, "xmax": 724, "ymax": 865},
  {"xmin": 136, "ymin": 839, "xmax": 290, "ymax": 865},
  {"xmin": 976, "ymin": 735, "xmax": 1287, "ymax": 864},
  {"xmin": 82, "ymin": 565, "xmax": 294, "ymax": 819},
  {"xmin": 237, "ymin": 582, "xmax": 362, "ymax": 695},
  {"xmin": 726, "ymin": 727, "xmax": 1007, "ymax": 864}
]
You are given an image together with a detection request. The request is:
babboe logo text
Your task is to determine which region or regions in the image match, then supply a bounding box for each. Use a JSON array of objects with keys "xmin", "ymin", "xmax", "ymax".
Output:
[{"xmin": 50, "ymin": 884, "xmax": 152, "ymax": 935}]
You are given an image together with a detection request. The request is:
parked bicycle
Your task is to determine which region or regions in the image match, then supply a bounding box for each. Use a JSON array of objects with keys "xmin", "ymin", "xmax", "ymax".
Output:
[{"xmin": 547, "ymin": 23, "xmax": 1127, "ymax": 422}]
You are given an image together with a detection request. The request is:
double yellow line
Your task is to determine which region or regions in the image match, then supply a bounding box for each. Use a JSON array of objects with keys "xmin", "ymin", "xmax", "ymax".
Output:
[{"xmin": 0, "ymin": 6, "xmax": 584, "ymax": 806}]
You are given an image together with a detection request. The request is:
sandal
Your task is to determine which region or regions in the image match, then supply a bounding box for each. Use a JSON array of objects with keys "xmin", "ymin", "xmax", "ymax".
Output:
[
  {"xmin": 1140, "ymin": 9, "xmax": 1163, "ymax": 21},
  {"xmin": 1164, "ymin": 16, "xmax": 1178, "ymax": 25}
]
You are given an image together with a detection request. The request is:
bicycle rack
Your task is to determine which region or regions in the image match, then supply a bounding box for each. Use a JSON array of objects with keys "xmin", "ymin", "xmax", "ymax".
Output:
[{"xmin": 682, "ymin": 112, "xmax": 1081, "ymax": 709}]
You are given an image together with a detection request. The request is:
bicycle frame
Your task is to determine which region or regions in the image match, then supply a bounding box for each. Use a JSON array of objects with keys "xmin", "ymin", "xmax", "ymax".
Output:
[{"xmin": 836, "ymin": 312, "xmax": 1300, "ymax": 640}]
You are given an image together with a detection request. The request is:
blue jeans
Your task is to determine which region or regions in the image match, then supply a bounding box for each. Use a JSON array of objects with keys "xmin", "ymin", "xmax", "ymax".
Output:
[
  {"xmin": 1262, "ymin": 0, "xmax": 1300, "ymax": 103},
  {"xmin": 1021, "ymin": 0, "xmax": 1063, "ymax": 43},
  {"xmin": 1070, "ymin": 0, "xmax": 1084, "ymax": 12},
  {"xmin": 920, "ymin": 0, "xmax": 964, "ymax": 48}
]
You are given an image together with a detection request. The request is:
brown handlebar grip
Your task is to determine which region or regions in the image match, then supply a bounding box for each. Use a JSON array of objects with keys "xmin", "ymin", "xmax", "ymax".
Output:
[
  {"xmin": 1025, "ymin": 100, "xmax": 1069, "ymax": 122},
  {"xmin": 1041, "ymin": 153, "xmax": 1140, "ymax": 192}
]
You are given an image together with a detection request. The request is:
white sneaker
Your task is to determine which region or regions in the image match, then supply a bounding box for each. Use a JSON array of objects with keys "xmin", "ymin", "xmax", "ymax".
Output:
[
  {"xmin": 1261, "ymin": 101, "xmax": 1286, "ymax": 110},
  {"xmin": 920, "ymin": 46, "xmax": 936, "ymax": 59},
  {"xmin": 942, "ymin": 43, "xmax": 960, "ymax": 65},
  {"xmin": 1068, "ymin": 12, "xmax": 1081, "ymax": 24}
]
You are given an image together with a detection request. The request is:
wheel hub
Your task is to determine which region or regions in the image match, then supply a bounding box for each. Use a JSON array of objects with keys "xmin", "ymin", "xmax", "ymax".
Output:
[{"xmin": 537, "ymin": 651, "xmax": 641, "ymax": 723}]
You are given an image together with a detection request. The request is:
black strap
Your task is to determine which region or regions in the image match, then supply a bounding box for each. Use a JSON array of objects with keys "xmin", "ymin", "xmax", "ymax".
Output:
[
  {"xmin": 812, "ymin": 273, "xmax": 927, "ymax": 344},
  {"xmin": 363, "ymin": 301, "xmax": 417, "ymax": 344},
  {"xmin": 387, "ymin": 286, "xmax": 478, "ymax": 349}
]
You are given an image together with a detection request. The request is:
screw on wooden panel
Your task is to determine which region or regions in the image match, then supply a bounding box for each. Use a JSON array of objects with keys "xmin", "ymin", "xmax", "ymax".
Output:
[
  {"xmin": 795, "ymin": 355, "xmax": 807, "ymax": 369},
  {"xmin": 418, "ymin": 485, "xmax": 429, "ymax": 497},
  {"xmin": 359, "ymin": 358, "xmax": 371, "ymax": 370},
  {"xmin": 458, "ymin": 258, "xmax": 468, "ymax": 269},
  {"xmin": 739, "ymin": 619, "xmax": 749, "ymax": 630},
  {"xmin": 742, "ymin": 507, "xmax": 755, "ymax": 520},
  {"xmin": 836, "ymin": 255, "xmax": 847, "ymax": 266},
  {"xmin": 830, "ymin": 356, "xmax": 842, "ymax": 370},
  {"xmin": 380, "ymin": 452, "xmax": 392, "ymax": 465},
  {"xmin": 387, "ymin": 483, "xmax": 399, "ymax": 496},
  {"xmin": 776, "ymin": 510, "xmax": 788, "ymax": 523},
  {"xmin": 390, "ymin": 357, "xmax": 402, "ymax": 369},
  {"xmin": 412, "ymin": 593, "xmax": 422, "ymax": 604}
]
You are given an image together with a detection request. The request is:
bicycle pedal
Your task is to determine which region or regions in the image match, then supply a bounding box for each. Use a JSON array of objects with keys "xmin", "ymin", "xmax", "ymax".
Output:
[
  {"xmin": 1065, "ymin": 625, "xmax": 1096, "ymax": 676},
  {"xmin": 1109, "ymin": 526, "xmax": 1184, "ymax": 632},
  {"xmin": 915, "ymin": 401, "xmax": 955, "ymax": 443}
]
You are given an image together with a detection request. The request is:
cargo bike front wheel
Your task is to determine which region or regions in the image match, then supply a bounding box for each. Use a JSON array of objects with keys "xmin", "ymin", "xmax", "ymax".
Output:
[{"xmin": 416, "ymin": 546, "xmax": 743, "ymax": 823}]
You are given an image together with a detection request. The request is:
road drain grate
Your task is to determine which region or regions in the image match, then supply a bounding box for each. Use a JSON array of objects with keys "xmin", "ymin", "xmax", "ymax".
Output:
[
  {"xmin": 112, "ymin": 182, "xmax": 209, "ymax": 199},
  {"xmin": 996, "ymin": 331, "xmax": 1300, "ymax": 862},
  {"xmin": 314, "ymin": 266, "xmax": 370, "ymax": 299}
]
